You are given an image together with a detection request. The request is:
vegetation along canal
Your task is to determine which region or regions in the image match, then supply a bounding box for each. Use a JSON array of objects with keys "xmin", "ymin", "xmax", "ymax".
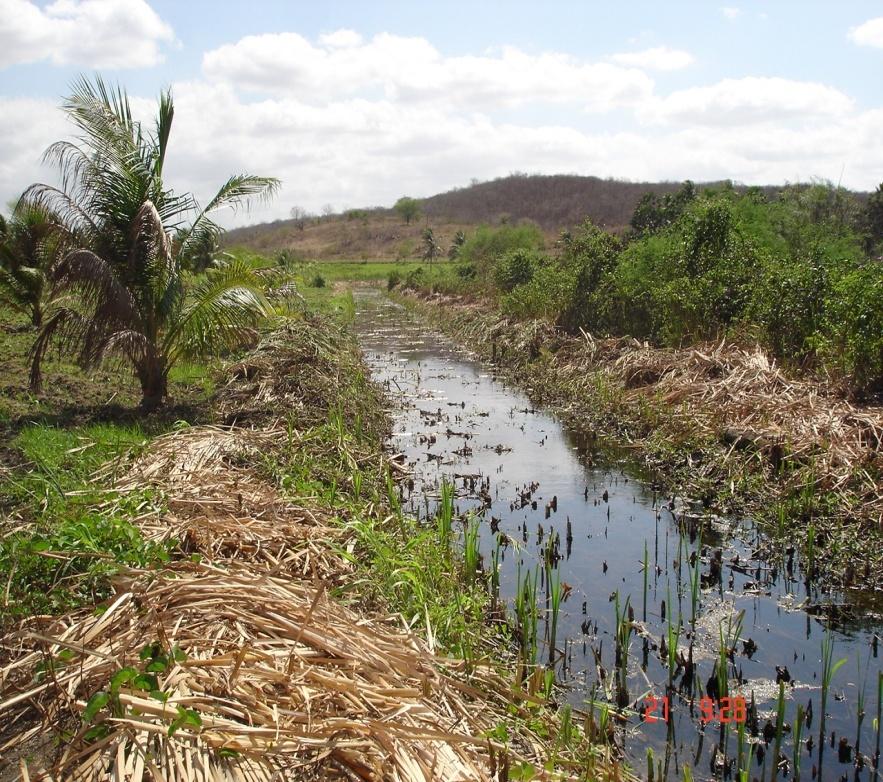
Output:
[{"xmin": 353, "ymin": 287, "xmax": 883, "ymax": 782}]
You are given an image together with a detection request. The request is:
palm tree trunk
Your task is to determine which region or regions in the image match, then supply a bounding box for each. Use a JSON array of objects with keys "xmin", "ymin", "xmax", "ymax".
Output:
[{"xmin": 138, "ymin": 356, "xmax": 168, "ymax": 410}]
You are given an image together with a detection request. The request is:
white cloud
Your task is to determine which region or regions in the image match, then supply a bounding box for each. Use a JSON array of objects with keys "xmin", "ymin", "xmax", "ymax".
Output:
[
  {"xmin": 201, "ymin": 31, "xmax": 654, "ymax": 112},
  {"xmin": 0, "ymin": 96, "xmax": 67, "ymax": 207},
  {"xmin": 642, "ymin": 77, "xmax": 854, "ymax": 126},
  {"xmin": 1, "ymin": 29, "xmax": 881, "ymax": 229},
  {"xmin": 611, "ymin": 46, "xmax": 694, "ymax": 71},
  {"xmin": 0, "ymin": 0, "xmax": 174, "ymax": 69},
  {"xmin": 721, "ymin": 6, "xmax": 741, "ymax": 19},
  {"xmin": 849, "ymin": 16, "xmax": 883, "ymax": 48}
]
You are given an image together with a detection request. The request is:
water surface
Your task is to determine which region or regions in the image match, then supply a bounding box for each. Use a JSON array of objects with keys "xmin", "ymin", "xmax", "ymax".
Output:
[{"xmin": 353, "ymin": 289, "xmax": 882, "ymax": 781}]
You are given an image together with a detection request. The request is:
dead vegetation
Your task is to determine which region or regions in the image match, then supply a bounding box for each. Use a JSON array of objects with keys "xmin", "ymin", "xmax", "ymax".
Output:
[{"xmin": 1, "ymin": 315, "xmax": 605, "ymax": 781}]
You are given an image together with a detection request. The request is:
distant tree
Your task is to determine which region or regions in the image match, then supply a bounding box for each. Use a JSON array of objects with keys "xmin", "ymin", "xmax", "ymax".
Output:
[
  {"xmin": 321, "ymin": 203, "xmax": 334, "ymax": 220},
  {"xmin": 394, "ymin": 196, "xmax": 421, "ymax": 225},
  {"xmin": 177, "ymin": 226, "xmax": 217, "ymax": 273},
  {"xmin": 448, "ymin": 230, "xmax": 466, "ymax": 260},
  {"xmin": 630, "ymin": 180, "xmax": 697, "ymax": 237},
  {"xmin": 345, "ymin": 208, "xmax": 369, "ymax": 223},
  {"xmin": 421, "ymin": 227, "xmax": 441, "ymax": 270},
  {"xmin": 290, "ymin": 206, "xmax": 308, "ymax": 231},
  {"xmin": 862, "ymin": 183, "xmax": 883, "ymax": 254}
]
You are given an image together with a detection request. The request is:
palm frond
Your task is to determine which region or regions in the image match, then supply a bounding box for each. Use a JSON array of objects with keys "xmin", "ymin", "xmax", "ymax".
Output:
[
  {"xmin": 152, "ymin": 88, "xmax": 174, "ymax": 179},
  {"xmin": 178, "ymin": 175, "xmax": 280, "ymax": 260},
  {"xmin": 164, "ymin": 259, "xmax": 272, "ymax": 364},
  {"xmin": 19, "ymin": 184, "xmax": 98, "ymax": 240},
  {"xmin": 51, "ymin": 249, "xmax": 139, "ymax": 328}
]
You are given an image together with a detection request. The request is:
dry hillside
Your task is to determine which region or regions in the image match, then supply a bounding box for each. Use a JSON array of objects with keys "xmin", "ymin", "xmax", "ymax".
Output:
[{"xmin": 223, "ymin": 174, "xmax": 784, "ymax": 259}]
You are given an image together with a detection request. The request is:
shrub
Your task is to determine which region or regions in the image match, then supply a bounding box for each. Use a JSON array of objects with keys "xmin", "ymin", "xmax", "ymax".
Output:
[
  {"xmin": 819, "ymin": 264, "xmax": 883, "ymax": 393},
  {"xmin": 311, "ymin": 274, "xmax": 326, "ymax": 288},
  {"xmin": 502, "ymin": 265, "xmax": 576, "ymax": 321},
  {"xmin": 493, "ymin": 249, "xmax": 539, "ymax": 292},
  {"xmin": 458, "ymin": 223, "xmax": 544, "ymax": 278},
  {"xmin": 387, "ymin": 270, "xmax": 402, "ymax": 290},
  {"xmin": 748, "ymin": 253, "xmax": 836, "ymax": 363},
  {"xmin": 556, "ymin": 222, "xmax": 622, "ymax": 333}
]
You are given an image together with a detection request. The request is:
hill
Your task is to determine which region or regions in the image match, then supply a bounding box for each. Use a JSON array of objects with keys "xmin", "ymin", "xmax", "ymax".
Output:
[{"xmin": 223, "ymin": 174, "xmax": 798, "ymax": 259}]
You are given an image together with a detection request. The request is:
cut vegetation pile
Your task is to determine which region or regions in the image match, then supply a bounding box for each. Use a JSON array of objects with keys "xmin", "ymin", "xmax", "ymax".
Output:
[
  {"xmin": 0, "ymin": 316, "xmax": 581, "ymax": 781},
  {"xmin": 403, "ymin": 291, "xmax": 883, "ymax": 587}
]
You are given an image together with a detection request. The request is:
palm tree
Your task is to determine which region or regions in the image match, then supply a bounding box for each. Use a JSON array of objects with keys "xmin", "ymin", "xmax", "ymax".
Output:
[
  {"xmin": 421, "ymin": 227, "xmax": 441, "ymax": 271},
  {"xmin": 22, "ymin": 77, "xmax": 280, "ymax": 408},
  {"xmin": 0, "ymin": 204, "xmax": 65, "ymax": 328}
]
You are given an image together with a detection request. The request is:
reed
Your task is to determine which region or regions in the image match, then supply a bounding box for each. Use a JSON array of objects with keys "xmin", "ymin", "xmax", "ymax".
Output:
[
  {"xmin": 856, "ymin": 653, "xmax": 868, "ymax": 759},
  {"xmin": 547, "ymin": 562, "xmax": 562, "ymax": 666},
  {"xmin": 689, "ymin": 527, "xmax": 702, "ymax": 628},
  {"xmin": 792, "ymin": 703, "xmax": 805, "ymax": 781},
  {"xmin": 437, "ymin": 478, "xmax": 454, "ymax": 546},
  {"xmin": 514, "ymin": 563, "xmax": 540, "ymax": 667},
  {"xmin": 805, "ymin": 523, "xmax": 815, "ymax": 586},
  {"xmin": 385, "ymin": 469, "xmax": 401, "ymax": 516},
  {"xmin": 770, "ymin": 680, "xmax": 785, "ymax": 782},
  {"xmin": 819, "ymin": 628, "xmax": 847, "ymax": 772},
  {"xmin": 666, "ymin": 586, "xmax": 681, "ymax": 688},
  {"xmin": 463, "ymin": 516, "xmax": 481, "ymax": 585},
  {"xmin": 643, "ymin": 539, "xmax": 649, "ymax": 622},
  {"xmin": 613, "ymin": 591, "xmax": 633, "ymax": 707},
  {"xmin": 489, "ymin": 533, "xmax": 502, "ymax": 603},
  {"xmin": 875, "ymin": 669, "xmax": 883, "ymax": 776}
]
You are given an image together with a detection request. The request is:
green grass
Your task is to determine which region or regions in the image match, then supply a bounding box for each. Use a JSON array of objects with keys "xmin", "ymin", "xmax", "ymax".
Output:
[
  {"xmin": 314, "ymin": 259, "xmax": 429, "ymax": 282},
  {"xmin": 0, "ymin": 421, "xmax": 169, "ymax": 625}
]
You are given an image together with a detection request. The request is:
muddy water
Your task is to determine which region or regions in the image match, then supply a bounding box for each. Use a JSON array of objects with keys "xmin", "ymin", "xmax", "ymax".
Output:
[{"xmin": 353, "ymin": 289, "xmax": 883, "ymax": 781}]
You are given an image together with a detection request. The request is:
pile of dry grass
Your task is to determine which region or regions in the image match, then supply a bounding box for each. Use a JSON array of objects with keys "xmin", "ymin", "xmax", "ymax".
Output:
[
  {"xmin": 2, "ymin": 560, "xmax": 540, "ymax": 781},
  {"xmin": 603, "ymin": 339, "xmax": 882, "ymax": 524},
  {"xmin": 215, "ymin": 316, "xmax": 383, "ymax": 438}
]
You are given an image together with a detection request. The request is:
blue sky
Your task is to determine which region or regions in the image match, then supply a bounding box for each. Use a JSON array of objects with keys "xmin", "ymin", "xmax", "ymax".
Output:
[{"xmin": 1, "ymin": 0, "xmax": 882, "ymax": 226}]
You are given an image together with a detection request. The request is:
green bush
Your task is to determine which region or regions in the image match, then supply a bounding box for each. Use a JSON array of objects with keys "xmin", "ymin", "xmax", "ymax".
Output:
[
  {"xmin": 748, "ymin": 253, "xmax": 836, "ymax": 362},
  {"xmin": 387, "ymin": 270, "xmax": 402, "ymax": 290},
  {"xmin": 493, "ymin": 249, "xmax": 540, "ymax": 292},
  {"xmin": 502, "ymin": 264, "xmax": 576, "ymax": 321},
  {"xmin": 311, "ymin": 273, "xmax": 326, "ymax": 288},
  {"xmin": 819, "ymin": 264, "xmax": 883, "ymax": 393},
  {"xmin": 556, "ymin": 222, "xmax": 622, "ymax": 333},
  {"xmin": 458, "ymin": 223, "xmax": 544, "ymax": 277}
]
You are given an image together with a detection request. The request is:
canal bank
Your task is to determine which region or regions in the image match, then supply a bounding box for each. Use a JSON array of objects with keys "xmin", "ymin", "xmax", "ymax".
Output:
[{"xmin": 354, "ymin": 287, "xmax": 883, "ymax": 781}]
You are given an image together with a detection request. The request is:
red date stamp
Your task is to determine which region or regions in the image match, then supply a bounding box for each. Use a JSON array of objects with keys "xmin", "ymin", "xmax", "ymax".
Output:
[{"xmin": 642, "ymin": 696, "xmax": 747, "ymax": 725}]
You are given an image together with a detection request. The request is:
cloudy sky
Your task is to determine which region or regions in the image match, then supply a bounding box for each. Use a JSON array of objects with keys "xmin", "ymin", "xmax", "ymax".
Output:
[{"xmin": 1, "ymin": 0, "xmax": 882, "ymax": 227}]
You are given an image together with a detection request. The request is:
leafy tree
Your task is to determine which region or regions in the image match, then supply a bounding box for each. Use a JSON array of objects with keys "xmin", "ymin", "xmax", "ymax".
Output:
[
  {"xmin": 394, "ymin": 196, "xmax": 421, "ymax": 225},
  {"xmin": 0, "ymin": 204, "xmax": 65, "ymax": 328},
  {"xmin": 493, "ymin": 248, "xmax": 538, "ymax": 292},
  {"xmin": 22, "ymin": 76, "xmax": 279, "ymax": 409},
  {"xmin": 421, "ymin": 227, "xmax": 441, "ymax": 269},
  {"xmin": 629, "ymin": 181, "xmax": 697, "ymax": 237}
]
